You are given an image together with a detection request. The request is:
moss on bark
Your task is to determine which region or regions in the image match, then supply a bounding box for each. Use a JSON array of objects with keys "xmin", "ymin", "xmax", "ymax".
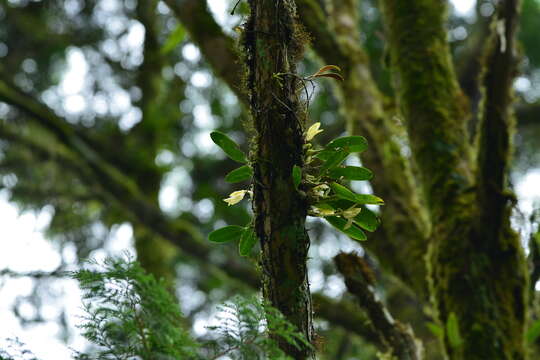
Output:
[
  {"xmin": 380, "ymin": 0, "xmax": 473, "ymax": 216},
  {"xmin": 243, "ymin": 0, "xmax": 314, "ymax": 358},
  {"xmin": 380, "ymin": 0, "xmax": 528, "ymax": 358}
]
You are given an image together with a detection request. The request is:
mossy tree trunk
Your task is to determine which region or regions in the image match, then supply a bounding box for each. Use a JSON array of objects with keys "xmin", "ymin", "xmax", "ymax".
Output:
[
  {"xmin": 244, "ymin": 0, "xmax": 314, "ymax": 358},
  {"xmin": 380, "ymin": 0, "xmax": 528, "ymax": 359}
]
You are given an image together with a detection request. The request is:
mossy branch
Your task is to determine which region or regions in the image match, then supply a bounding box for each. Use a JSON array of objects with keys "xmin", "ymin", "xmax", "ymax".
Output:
[
  {"xmin": 475, "ymin": 0, "xmax": 521, "ymax": 238},
  {"xmin": 380, "ymin": 0, "xmax": 473, "ymax": 215},
  {"xmin": 162, "ymin": 0, "xmax": 246, "ymax": 102},
  {"xmin": 335, "ymin": 252, "xmax": 424, "ymax": 360},
  {"xmin": 379, "ymin": 1, "xmax": 528, "ymax": 359}
]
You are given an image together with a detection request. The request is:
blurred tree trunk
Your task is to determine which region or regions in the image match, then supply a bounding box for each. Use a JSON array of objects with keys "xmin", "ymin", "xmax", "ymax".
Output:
[
  {"xmin": 244, "ymin": 0, "xmax": 314, "ymax": 358},
  {"xmin": 380, "ymin": 0, "xmax": 528, "ymax": 359},
  {"xmin": 133, "ymin": 0, "xmax": 177, "ymax": 285}
]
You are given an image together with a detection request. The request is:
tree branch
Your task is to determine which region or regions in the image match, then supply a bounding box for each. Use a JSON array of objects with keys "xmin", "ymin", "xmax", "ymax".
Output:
[
  {"xmin": 162, "ymin": 0, "xmax": 246, "ymax": 102},
  {"xmin": 244, "ymin": 0, "xmax": 314, "ymax": 357},
  {"xmin": 335, "ymin": 252, "xmax": 423, "ymax": 359},
  {"xmin": 476, "ymin": 0, "xmax": 521, "ymax": 235},
  {"xmin": 0, "ymin": 80, "xmax": 259, "ymax": 289},
  {"xmin": 379, "ymin": 1, "xmax": 528, "ymax": 358},
  {"xmin": 380, "ymin": 0, "xmax": 473, "ymax": 215}
]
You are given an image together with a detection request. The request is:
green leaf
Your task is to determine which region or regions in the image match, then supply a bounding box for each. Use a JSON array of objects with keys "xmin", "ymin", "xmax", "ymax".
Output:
[
  {"xmin": 292, "ymin": 165, "xmax": 301, "ymax": 189},
  {"xmin": 329, "ymin": 182, "xmax": 358, "ymax": 203},
  {"xmin": 209, "ymin": 225, "xmax": 244, "ymax": 243},
  {"xmin": 446, "ymin": 313, "xmax": 463, "ymax": 348},
  {"xmin": 325, "ymin": 216, "xmax": 367, "ymax": 241},
  {"xmin": 314, "ymin": 149, "xmax": 334, "ymax": 161},
  {"xmin": 318, "ymin": 198, "xmax": 355, "ymax": 209},
  {"xmin": 353, "ymin": 207, "xmax": 380, "ymax": 232},
  {"xmin": 426, "ymin": 322, "xmax": 444, "ymax": 339},
  {"xmin": 527, "ymin": 320, "xmax": 540, "ymax": 343},
  {"xmin": 354, "ymin": 194, "xmax": 384, "ymax": 205},
  {"xmin": 239, "ymin": 227, "xmax": 258, "ymax": 256},
  {"xmin": 210, "ymin": 131, "xmax": 248, "ymax": 163},
  {"xmin": 318, "ymin": 150, "xmax": 348, "ymax": 175},
  {"xmin": 161, "ymin": 24, "xmax": 186, "ymax": 55},
  {"xmin": 313, "ymin": 198, "xmax": 380, "ymax": 232},
  {"xmin": 327, "ymin": 183, "xmax": 384, "ymax": 206},
  {"xmin": 225, "ymin": 165, "xmax": 253, "ymax": 183},
  {"xmin": 328, "ymin": 166, "xmax": 373, "ymax": 181},
  {"xmin": 325, "ymin": 136, "xmax": 368, "ymax": 153}
]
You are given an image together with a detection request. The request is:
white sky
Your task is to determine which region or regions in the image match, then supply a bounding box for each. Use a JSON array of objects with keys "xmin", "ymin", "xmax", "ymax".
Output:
[
  {"xmin": 2, "ymin": 0, "xmax": 538, "ymax": 359},
  {"xmin": 452, "ymin": 0, "xmax": 475, "ymax": 15}
]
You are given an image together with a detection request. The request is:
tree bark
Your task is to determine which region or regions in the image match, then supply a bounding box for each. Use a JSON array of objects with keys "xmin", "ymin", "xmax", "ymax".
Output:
[
  {"xmin": 335, "ymin": 252, "xmax": 423, "ymax": 360},
  {"xmin": 244, "ymin": 0, "xmax": 314, "ymax": 358},
  {"xmin": 380, "ymin": 0, "xmax": 528, "ymax": 358}
]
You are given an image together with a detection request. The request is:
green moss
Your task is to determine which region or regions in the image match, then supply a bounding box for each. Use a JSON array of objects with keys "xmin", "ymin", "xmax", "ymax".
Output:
[
  {"xmin": 380, "ymin": 1, "xmax": 528, "ymax": 358},
  {"xmin": 380, "ymin": 0, "xmax": 473, "ymax": 217},
  {"xmin": 242, "ymin": 1, "xmax": 314, "ymax": 358},
  {"xmin": 427, "ymin": 198, "xmax": 527, "ymax": 360}
]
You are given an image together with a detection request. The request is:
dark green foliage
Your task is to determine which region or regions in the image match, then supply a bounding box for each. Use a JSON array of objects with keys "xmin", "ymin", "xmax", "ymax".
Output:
[
  {"xmin": 225, "ymin": 165, "xmax": 253, "ymax": 183},
  {"xmin": 208, "ymin": 225, "xmax": 244, "ymax": 243},
  {"xmin": 204, "ymin": 296, "xmax": 311, "ymax": 360},
  {"xmin": 292, "ymin": 165, "xmax": 302, "ymax": 190},
  {"xmin": 328, "ymin": 166, "xmax": 373, "ymax": 181},
  {"xmin": 72, "ymin": 257, "xmax": 198, "ymax": 360},
  {"xmin": 239, "ymin": 227, "xmax": 258, "ymax": 257},
  {"xmin": 209, "ymin": 127, "xmax": 381, "ymax": 252},
  {"xmin": 324, "ymin": 135, "xmax": 368, "ymax": 153},
  {"xmin": 324, "ymin": 216, "xmax": 367, "ymax": 241},
  {"xmin": 210, "ymin": 131, "xmax": 248, "ymax": 164},
  {"xmin": 67, "ymin": 257, "xmax": 308, "ymax": 360}
]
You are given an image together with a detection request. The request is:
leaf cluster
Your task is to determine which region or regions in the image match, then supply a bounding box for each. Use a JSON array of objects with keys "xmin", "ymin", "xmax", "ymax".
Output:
[
  {"xmin": 203, "ymin": 296, "xmax": 310, "ymax": 360},
  {"xmin": 64, "ymin": 257, "xmax": 306, "ymax": 360},
  {"xmin": 71, "ymin": 256, "xmax": 198, "ymax": 360},
  {"xmin": 208, "ymin": 119, "xmax": 383, "ymax": 253}
]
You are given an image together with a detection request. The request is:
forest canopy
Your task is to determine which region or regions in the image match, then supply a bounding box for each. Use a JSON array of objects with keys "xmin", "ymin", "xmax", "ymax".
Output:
[{"xmin": 1, "ymin": 0, "xmax": 540, "ymax": 359}]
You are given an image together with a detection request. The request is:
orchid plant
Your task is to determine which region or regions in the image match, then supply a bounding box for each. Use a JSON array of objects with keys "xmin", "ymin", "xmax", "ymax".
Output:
[{"xmin": 208, "ymin": 66, "xmax": 382, "ymax": 257}]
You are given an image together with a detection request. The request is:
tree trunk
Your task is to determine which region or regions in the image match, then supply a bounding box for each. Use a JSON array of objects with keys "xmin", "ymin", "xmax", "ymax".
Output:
[
  {"xmin": 380, "ymin": 0, "xmax": 528, "ymax": 358},
  {"xmin": 244, "ymin": 0, "xmax": 314, "ymax": 358},
  {"xmin": 134, "ymin": 0, "xmax": 177, "ymax": 285}
]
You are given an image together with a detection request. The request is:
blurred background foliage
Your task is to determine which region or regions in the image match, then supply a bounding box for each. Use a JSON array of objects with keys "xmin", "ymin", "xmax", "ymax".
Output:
[{"xmin": 0, "ymin": 0, "xmax": 539, "ymax": 359}]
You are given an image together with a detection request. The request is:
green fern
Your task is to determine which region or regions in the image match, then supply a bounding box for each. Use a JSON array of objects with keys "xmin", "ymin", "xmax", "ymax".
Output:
[
  {"xmin": 203, "ymin": 295, "xmax": 310, "ymax": 359},
  {"xmin": 72, "ymin": 256, "xmax": 308, "ymax": 360},
  {"xmin": 2, "ymin": 257, "xmax": 308, "ymax": 360},
  {"xmin": 71, "ymin": 256, "xmax": 198, "ymax": 360}
]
